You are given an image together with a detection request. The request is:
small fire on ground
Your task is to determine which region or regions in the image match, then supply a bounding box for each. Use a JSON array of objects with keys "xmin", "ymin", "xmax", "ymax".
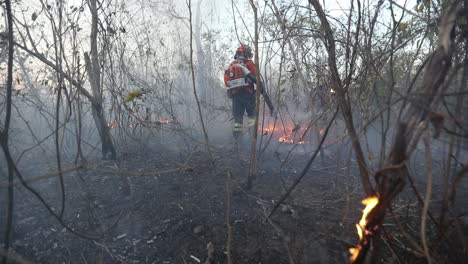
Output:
[
  {"xmin": 259, "ymin": 123, "xmax": 308, "ymax": 144},
  {"xmin": 349, "ymin": 196, "xmax": 379, "ymax": 263},
  {"xmin": 157, "ymin": 118, "xmax": 176, "ymax": 124}
]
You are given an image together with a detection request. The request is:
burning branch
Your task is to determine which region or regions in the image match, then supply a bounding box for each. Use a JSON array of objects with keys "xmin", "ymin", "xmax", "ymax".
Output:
[{"xmin": 349, "ymin": 196, "xmax": 379, "ymax": 263}]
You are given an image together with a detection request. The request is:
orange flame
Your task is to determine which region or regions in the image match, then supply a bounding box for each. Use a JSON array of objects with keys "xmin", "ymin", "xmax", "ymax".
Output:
[
  {"xmin": 278, "ymin": 136, "xmax": 294, "ymax": 143},
  {"xmin": 349, "ymin": 196, "xmax": 379, "ymax": 263},
  {"xmin": 278, "ymin": 135, "xmax": 307, "ymax": 144}
]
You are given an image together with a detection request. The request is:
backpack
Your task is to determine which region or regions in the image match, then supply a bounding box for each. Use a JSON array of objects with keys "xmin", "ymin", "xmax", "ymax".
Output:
[{"xmin": 224, "ymin": 60, "xmax": 250, "ymax": 89}]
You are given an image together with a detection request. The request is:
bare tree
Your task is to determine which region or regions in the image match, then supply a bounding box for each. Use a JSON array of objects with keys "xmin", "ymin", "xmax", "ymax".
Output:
[{"xmin": 84, "ymin": 0, "xmax": 116, "ymax": 159}]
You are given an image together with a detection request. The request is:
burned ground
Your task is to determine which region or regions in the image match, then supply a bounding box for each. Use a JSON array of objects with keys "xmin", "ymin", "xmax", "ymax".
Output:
[{"xmin": 3, "ymin": 137, "xmax": 468, "ymax": 263}]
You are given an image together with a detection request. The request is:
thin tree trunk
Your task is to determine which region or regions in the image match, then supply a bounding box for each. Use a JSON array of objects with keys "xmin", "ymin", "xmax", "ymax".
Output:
[
  {"xmin": 1, "ymin": 0, "xmax": 15, "ymax": 262},
  {"xmin": 74, "ymin": 54, "xmax": 85, "ymax": 164},
  {"xmin": 52, "ymin": 0, "xmax": 66, "ymax": 219},
  {"xmin": 247, "ymin": 0, "xmax": 260, "ymax": 187},
  {"xmin": 439, "ymin": 0, "xmax": 468, "ymax": 233},
  {"xmin": 85, "ymin": 0, "xmax": 116, "ymax": 159},
  {"xmin": 188, "ymin": 0, "xmax": 212, "ymax": 159}
]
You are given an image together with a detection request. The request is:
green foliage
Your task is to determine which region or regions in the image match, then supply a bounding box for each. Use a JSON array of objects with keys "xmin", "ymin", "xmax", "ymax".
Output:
[
  {"xmin": 398, "ymin": 22, "xmax": 408, "ymax": 32},
  {"xmin": 415, "ymin": 0, "xmax": 431, "ymax": 13},
  {"xmin": 123, "ymin": 89, "xmax": 143, "ymax": 103}
]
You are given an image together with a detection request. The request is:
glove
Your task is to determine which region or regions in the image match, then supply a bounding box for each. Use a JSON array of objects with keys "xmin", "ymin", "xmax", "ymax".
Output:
[
  {"xmin": 271, "ymin": 109, "xmax": 277, "ymax": 118},
  {"xmin": 245, "ymin": 73, "xmax": 256, "ymax": 84},
  {"xmin": 227, "ymin": 89, "xmax": 233, "ymax": 99}
]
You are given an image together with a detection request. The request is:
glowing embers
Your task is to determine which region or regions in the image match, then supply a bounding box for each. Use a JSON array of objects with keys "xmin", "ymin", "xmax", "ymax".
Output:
[
  {"xmin": 349, "ymin": 196, "xmax": 379, "ymax": 263},
  {"xmin": 262, "ymin": 127, "xmax": 275, "ymax": 134},
  {"xmin": 108, "ymin": 120, "xmax": 119, "ymax": 128},
  {"xmin": 278, "ymin": 136, "xmax": 306, "ymax": 144},
  {"xmin": 157, "ymin": 118, "xmax": 177, "ymax": 125}
]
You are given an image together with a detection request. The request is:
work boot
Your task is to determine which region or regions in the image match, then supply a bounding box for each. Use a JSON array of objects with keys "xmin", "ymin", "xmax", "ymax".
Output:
[
  {"xmin": 247, "ymin": 118, "xmax": 255, "ymax": 139},
  {"xmin": 247, "ymin": 126, "xmax": 255, "ymax": 139},
  {"xmin": 233, "ymin": 121, "xmax": 243, "ymax": 146},
  {"xmin": 232, "ymin": 131, "xmax": 242, "ymax": 149},
  {"xmin": 233, "ymin": 130, "xmax": 242, "ymax": 140}
]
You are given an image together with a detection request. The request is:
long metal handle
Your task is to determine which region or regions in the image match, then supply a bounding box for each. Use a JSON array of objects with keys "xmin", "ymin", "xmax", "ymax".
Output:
[{"xmin": 262, "ymin": 92, "xmax": 275, "ymax": 116}]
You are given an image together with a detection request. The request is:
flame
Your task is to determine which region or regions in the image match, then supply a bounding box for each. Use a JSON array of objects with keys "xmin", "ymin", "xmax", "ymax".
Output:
[
  {"xmin": 349, "ymin": 196, "xmax": 379, "ymax": 263},
  {"xmin": 357, "ymin": 196, "xmax": 379, "ymax": 238},
  {"xmin": 262, "ymin": 127, "xmax": 275, "ymax": 135},
  {"xmin": 349, "ymin": 245, "xmax": 362, "ymax": 262},
  {"xmin": 278, "ymin": 136, "xmax": 294, "ymax": 143},
  {"xmin": 260, "ymin": 125, "xmax": 280, "ymax": 133}
]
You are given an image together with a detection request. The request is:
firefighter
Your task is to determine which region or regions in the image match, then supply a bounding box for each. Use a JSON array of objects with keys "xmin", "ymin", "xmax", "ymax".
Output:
[{"xmin": 224, "ymin": 44, "xmax": 258, "ymax": 140}]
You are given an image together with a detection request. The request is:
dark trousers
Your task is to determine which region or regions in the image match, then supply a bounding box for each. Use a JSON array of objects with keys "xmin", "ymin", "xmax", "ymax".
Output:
[
  {"xmin": 232, "ymin": 91, "xmax": 255, "ymax": 139},
  {"xmin": 232, "ymin": 91, "xmax": 255, "ymax": 124}
]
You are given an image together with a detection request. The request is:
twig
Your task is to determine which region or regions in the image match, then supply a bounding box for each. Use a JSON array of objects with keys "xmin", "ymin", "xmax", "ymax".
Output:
[
  {"xmin": 381, "ymin": 226, "xmax": 404, "ymax": 264},
  {"xmin": 205, "ymin": 242, "xmax": 214, "ymax": 264},
  {"xmin": 388, "ymin": 0, "xmax": 428, "ymax": 21},
  {"xmin": 0, "ymin": 162, "xmax": 192, "ymax": 188},
  {"xmin": 259, "ymin": 201, "xmax": 295, "ymax": 264},
  {"xmin": 449, "ymin": 165, "xmax": 468, "ymax": 204},
  {"xmin": 230, "ymin": 0, "xmax": 241, "ymax": 44},
  {"xmin": 0, "ymin": 164, "xmax": 84, "ymax": 188},
  {"xmin": 93, "ymin": 241, "xmax": 126, "ymax": 262},
  {"xmin": 236, "ymin": 184, "xmax": 274, "ymax": 204},
  {"xmin": 190, "ymin": 255, "xmax": 201, "ymax": 263}
]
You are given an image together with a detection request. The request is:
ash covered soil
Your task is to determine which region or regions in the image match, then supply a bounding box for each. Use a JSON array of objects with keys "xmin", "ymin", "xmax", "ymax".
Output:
[{"xmin": 7, "ymin": 142, "xmax": 383, "ymax": 263}]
